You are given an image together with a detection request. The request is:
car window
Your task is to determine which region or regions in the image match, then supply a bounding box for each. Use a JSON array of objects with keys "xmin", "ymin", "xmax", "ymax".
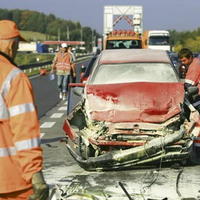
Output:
[
  {"xmin": 149, "ymin": 36, "xmax": 170, "ymax": 45},
  {"xmin": 89, "ymin": 62, "xmax": 178, "ymax": 84},
  {"xmin": 83, "ymin": 56, "xmax": 98, "ymax": 78}
]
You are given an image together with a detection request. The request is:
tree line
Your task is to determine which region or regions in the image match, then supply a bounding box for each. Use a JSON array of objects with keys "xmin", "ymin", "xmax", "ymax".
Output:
[
  {"xmin": 1, "ymin": 9, "xmax": 200, "ymax": 52},
  {"xmin": 170, "ymin": 28, "xmax": 200, "ymax": 52},
  {"xmin": 0, "ymin": 8, "xmax": 101, "ymax": 51}
]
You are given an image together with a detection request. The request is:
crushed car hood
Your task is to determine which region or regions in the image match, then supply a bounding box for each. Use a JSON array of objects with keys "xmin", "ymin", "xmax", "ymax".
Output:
[{"xmin": 85, "ymin": 82, "xmax": 184, "ymax": 123}]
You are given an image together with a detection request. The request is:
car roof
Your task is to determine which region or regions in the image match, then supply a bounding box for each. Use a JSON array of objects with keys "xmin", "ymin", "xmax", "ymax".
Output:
[{"xmin": 99, "ymin": 49, "xmax": 171, "ymax": 64}]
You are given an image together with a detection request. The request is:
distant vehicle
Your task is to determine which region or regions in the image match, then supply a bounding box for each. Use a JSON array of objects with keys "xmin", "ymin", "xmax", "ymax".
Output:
[
  {"xmin": 18, "ymin": 42, "xmax": 37, "ymax": 53},
  {"xmin": 36, "ymin": 43, "xmax": 48, "ymax": 53},
  {"xmin": 193, "ymin": 52, "xmax": 200, "ymax": 58},
  {"xmin": 63, "ymin": 49, "xmax": 200, "ymax": 171},
  {"xmin": 18, "ymin": 42, "xmax": 49, "ymax": 53},
  {"xmin": 80, "ymin": 55, "xmax": 99, "ymax": 83},
  {"xmin": 143, "ymin": 30, "xmax": 171, "ymax": 51},
  {"xmin": 168, "ymin": 52, "xmax": 180, "ymax": 74},
  {"xmin": 104, "ymin": 30, "xmax": 143, "ymax": 49},
  {"xmin": 103, "ymin": 6, "xmax": 143, "ymax": 50}
]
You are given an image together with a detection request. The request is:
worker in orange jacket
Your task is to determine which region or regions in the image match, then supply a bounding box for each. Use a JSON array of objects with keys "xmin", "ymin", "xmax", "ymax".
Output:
[
  {"xmin": 0, "ymin": 20, "xmax": 49, "ymax": 199},
  {"xmin": 178, "ymin": 48, "xmax": 200, "ymax": 123},
  {"xmin": 51, "ymin": 43, "xmax": 73, "ymax": 100}
]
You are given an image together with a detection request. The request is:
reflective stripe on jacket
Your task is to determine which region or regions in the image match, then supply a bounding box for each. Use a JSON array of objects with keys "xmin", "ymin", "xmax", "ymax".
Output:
[
  {"xmin": 0, "ymin": 55, "xmax": 43, "ymax": 193},
  {"xmin": 185, "ymin": 58, "xmax": 200, "ymax": 86},
  {"xmin": 53, "ymin": 52, "xmax": 71, "ymax": 72}
]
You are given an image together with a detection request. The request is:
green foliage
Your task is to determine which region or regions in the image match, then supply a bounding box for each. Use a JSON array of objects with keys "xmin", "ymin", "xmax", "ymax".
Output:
[
  {"xmin": 20, "ymin": 31, "xmax": 56, "ymax": 41},
  {"xmin": 14, "ymin": 53, "xmax": 54, "ymax": 66},
  {"xmin": 0, "ymin": 8, "xmax": 101, "ymax": 51},
  {"xmin": 170, "ymin": 29, "xmax": 200, "ymax": 52}
]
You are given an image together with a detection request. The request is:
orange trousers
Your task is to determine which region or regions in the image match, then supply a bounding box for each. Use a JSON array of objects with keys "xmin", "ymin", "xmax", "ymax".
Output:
[{"xmin": 0, "ymin": 188, "xmax": 33, "ymax": 200}]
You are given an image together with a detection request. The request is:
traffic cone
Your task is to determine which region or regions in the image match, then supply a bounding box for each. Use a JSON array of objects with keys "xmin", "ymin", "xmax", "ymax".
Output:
[{"xmin": 40, "ymin": 68, "xmax": 47, "ymax": 76}]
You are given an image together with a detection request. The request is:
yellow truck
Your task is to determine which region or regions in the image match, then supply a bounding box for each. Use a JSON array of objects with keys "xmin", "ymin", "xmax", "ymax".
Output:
[{"xmin": 104, "ymin": 30, "xmax": 143, "ymax": 49}]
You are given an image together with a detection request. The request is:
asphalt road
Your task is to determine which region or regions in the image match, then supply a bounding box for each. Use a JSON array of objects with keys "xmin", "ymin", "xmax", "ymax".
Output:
[
  {"xmin": 30, "ymin": 57, "xmax": 200, "ymax": 200},
  {"xmin": 30, "ymin": 58, "xmax": 90, "ymax": 118},
  {"xmin": 39, "ymin": 100, "xmax": 200, "ymax": 200}
]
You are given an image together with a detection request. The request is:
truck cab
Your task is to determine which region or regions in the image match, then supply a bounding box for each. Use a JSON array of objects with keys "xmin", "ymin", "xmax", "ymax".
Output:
[
  {"xmin": 143, "ymin": 30, "xmax": 171, "ymax": 51},
  {"xmin": 104, "ymin": 30, "xmax": 143, "ymax": 49}
]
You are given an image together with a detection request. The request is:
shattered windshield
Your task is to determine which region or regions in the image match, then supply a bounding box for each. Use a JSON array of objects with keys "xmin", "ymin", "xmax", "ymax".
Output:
[{"xmin": 89, "ymin": 63, "xmax": 178, "ymax": 84}]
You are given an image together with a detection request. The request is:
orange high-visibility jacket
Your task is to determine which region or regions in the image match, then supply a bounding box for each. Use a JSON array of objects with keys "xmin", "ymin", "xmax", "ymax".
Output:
[
  {"xmin": 0, "ymin": 54, "xmax": 43, "ymax": 193},
  {"xmin": 52, "ymin": 51, "xmax": 72, "ymax": 72},
  {"xmin": 185, "ymin": 57, "xmax": 200, "ymax": 108},
  {"xmin": 185, "ymin": 57, "xmax": 200, "ymax": 86}
]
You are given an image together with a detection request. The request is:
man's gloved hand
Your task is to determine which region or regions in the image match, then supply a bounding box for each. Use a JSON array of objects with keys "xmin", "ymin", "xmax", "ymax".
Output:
[{"xmin": 29, "ymin": 171, "xmax": 49, "ymax": 200}]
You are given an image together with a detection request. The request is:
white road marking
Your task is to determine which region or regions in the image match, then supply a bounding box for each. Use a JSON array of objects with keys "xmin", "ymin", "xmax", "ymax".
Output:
[
  {"xmin": 29, "ymin": 74, "xmax": 40, "ymax": 79},
  {"xmin": 50, "ymin": 113, "xmax": 64, "ymax": 118},
  {"xmin": 40, "ymin": 122, "xmax": 56, "ymax": 128},
  {"xmin": 58, "ymin": 106, "xmax": 67, "ymax": 111}
]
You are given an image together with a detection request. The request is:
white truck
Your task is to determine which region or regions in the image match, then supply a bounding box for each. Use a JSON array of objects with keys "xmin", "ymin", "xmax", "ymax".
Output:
[
  {"xmin": 18, "ymin": 42, "xmax": 37, "ymax": 53},
  {"xmin": 143, "ymin": 30, "xmax": 171, "ymax": 51}
]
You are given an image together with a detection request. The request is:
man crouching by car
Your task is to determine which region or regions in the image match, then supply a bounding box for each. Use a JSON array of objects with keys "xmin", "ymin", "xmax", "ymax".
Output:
[{"xmin": 178, "ymin": 48, "xmax": 200, "ymax": 122}]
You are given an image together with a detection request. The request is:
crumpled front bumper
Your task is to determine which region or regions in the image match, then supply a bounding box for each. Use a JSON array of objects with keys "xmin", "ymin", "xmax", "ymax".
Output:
[{"xmin": 67, "ymin": 125, "xmax": 191, "ymax": 171}]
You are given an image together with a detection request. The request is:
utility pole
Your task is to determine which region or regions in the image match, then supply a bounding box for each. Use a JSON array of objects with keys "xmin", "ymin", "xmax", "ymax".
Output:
[
  {"xmin": 91, "ymin": 29, "xmax": 93, "ymax": 50},
  {"xmin": 67, "ymin": 26, "xmax": 70, "ymax": 40},
  {"xmin": 93, "ymin": 33, "xmax": 96, "ymax": 47},
  {"xmin": 80, "ymin": 28, "xmax": 83, "ymax": 42},
  {"xmin": 57, "ymin": 28, "xmax": 60, "ymax": 41}
]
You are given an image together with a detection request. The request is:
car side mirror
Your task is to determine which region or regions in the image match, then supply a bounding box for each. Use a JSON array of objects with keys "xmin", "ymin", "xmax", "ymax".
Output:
[
  {"xmin": 81, "ymin": 65, "xmax": 86, "ymax": 73},
  {"xmin": 73, "ymin": 87, "xmax": 84, "ymax": 97}
]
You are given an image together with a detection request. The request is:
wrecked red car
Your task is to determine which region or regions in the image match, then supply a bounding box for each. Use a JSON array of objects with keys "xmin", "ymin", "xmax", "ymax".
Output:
[{"xmin": 63, "ymin": 49, "xmax": 200, "ymax": 171}]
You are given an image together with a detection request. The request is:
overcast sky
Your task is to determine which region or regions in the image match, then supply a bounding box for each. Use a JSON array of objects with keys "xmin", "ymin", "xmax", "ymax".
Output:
[{"xmin": 1, "ymin": 0, "xmax": 200, "ymax": 34}]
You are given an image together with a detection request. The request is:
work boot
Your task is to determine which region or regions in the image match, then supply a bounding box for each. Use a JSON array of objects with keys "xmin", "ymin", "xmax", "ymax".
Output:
[
  {"xmin": 59, "ymin": 92, "xmax": 63, "ymax": 99},
  {"xmin": 29, "ymin": 171, "xmax": 49, "ymax": 200},
  {"xmin": 62, "ymin": 92, "xmax": 67, "ymax": 100}
]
